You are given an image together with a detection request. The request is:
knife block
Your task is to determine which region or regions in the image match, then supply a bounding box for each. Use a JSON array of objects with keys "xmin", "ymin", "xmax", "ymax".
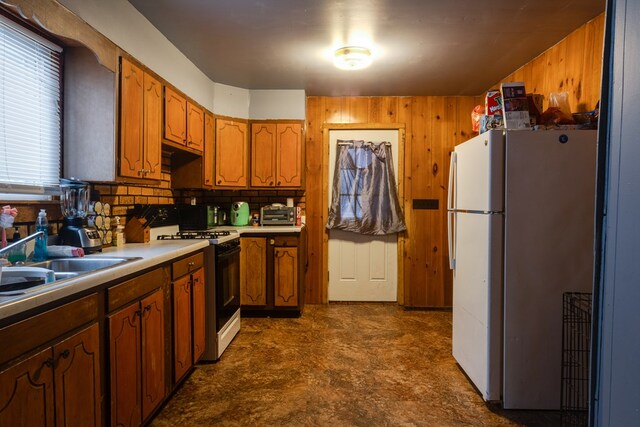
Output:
[{"xmin": 124, "ymin": 217, "xmax": 150, "ymax": 243}]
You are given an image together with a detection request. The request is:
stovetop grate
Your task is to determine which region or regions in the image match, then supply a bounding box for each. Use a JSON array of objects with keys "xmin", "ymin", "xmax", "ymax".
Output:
[{"xmin": 157, "ymin": 230, "xmax": 231, "ymax": 240}]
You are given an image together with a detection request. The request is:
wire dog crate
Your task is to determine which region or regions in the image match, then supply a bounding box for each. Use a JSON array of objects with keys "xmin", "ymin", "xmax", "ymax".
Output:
[{"xmin": 561, "ymin": 292, "xmax": 592, "ymax": 427}]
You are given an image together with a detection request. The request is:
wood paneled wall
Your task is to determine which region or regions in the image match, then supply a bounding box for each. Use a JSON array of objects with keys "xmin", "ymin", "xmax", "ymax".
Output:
[
  {"xmin": 493, "ymin": 13, "xmax": 605, "ymax": 112},
  {"xmin": 305, "ymin": 96, "xmax": 480, "ymax": 306},
  {"xmin": 305, "ymin": 13, "xmax": 605, "ymax": 307}
]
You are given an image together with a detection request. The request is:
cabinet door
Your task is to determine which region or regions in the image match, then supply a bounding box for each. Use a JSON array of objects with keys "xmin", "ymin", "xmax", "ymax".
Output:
[
  {"xmin": 276, "ymin": 123, "xmax": 303, "ymax": 187},
  {"xmin": 110, "ymin": 303, "xmax": 141, "ymax": 427},
  {"xmin": 186, "ymin": 102, "xmax": 204, "ymax": 152},
  {"xmin": 274, "ymin": 247, "xmax": 299, "ymax": 307},
  {"xmin": 119, "ymin": 57, "xmax": 144, "ymax": 178},
  {"xmin": 54, "ymin": 323, "xmax": 101, "ymax": 427},
  {"xmin": 140, "ymin": 289, "xmax": 165, "ymax": 421},
  {"xmin": 251, "ymin": 123, "xmax": 277, "ymax": 187},
  {"xmin": 143, "ymin": 72, "xmax": 163, "ymax": 180},
  {"xmin": 164, "ymin": 86, "xmax": 187, "ymax": 144},
  {"xmin": 173, "ymin": 275, "xmax": 192, "ymax": 382},
  {"xmin": 215, "ymin": 119, "xmax": 248, "ymax": 187},
  {"xmin": 240, "ymin": 237, "xmax": 267, "ymax": 305},
  {"xmin": 191, "ymin": 268, "xmax": 206, "ymax": 363},
  {"xmin": 0, "ymin": 348, "xmax": 55, "ymax": 426},
  {"xmin": 203, "ymin": 112, "xmax": 215, "ymax": 188}
]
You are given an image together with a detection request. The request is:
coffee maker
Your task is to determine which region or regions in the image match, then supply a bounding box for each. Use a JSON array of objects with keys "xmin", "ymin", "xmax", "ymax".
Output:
[{"xmin": 58, "ymin": 178, "xmax": 102, "ymax": 252}]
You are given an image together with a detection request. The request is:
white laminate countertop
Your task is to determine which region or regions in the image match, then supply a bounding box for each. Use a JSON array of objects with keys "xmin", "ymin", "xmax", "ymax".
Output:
[{"xmin": 0, "ymin": 239, "xmax": 209, "ymax": 321}]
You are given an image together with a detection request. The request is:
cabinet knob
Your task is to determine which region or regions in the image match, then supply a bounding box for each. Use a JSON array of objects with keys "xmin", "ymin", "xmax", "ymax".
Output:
[
  {"xmin": 277, "ymin": 181, "xmax": 281, "ymax": 186},
  {"xmin": 270, "ymin": 239, "xmax": 275, "ymax": 245},
  {"xmin": 188, "ymin": 261, "xmax": 195, "ymax": 268},
  {"xmin": 269, "ymin": 181, "xmax": 274, "ymax": 186},
  {"xmin": 58, "ymin": 349, "xmax": 70, "ymax": 360},
  {"xmin": 43, "ymin": 357, "xmax": 55, "ymax": 368},
  {"xmin": 217, "ymin": 180, "xmax": 222, "ymax": 184}
]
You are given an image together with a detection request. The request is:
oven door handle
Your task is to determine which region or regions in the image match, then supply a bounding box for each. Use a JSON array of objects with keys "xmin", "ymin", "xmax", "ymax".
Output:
[{"xmin": 217, "ymin": 245, "xmax": 241, "ymax": 259}]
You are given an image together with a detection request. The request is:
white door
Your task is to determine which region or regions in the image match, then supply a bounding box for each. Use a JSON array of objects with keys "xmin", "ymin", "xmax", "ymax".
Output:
[{"xmin": 328, "ymin": 129, "xmax": 399, "ymax": 302}]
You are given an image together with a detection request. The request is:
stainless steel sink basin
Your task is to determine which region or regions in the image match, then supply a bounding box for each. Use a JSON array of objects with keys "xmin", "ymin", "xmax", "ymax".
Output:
[
  {"xmin": 30, "ymin": 257, "xmax": 140, "ymax": 273},
  {"xmin": 0, "ymin": 257, "xmax": 141, "ymax": 296}
]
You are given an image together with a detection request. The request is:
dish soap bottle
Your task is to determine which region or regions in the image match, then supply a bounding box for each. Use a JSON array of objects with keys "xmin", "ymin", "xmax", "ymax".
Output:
[{"xmin": 33, "ymin": 209, "xmax": 48, "ymax": 261}]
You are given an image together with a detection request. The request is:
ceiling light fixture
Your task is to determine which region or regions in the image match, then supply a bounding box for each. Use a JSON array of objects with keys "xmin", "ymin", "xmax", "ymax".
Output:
[{"xmin": 333, "ymin": 46, "xmax": 372, "ymax": 70}]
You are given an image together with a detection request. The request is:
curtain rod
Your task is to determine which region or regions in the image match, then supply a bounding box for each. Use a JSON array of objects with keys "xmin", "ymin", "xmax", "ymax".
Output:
[{"xmin": 338, "ymin": 141, "xmax": 392, "ymax": 146}]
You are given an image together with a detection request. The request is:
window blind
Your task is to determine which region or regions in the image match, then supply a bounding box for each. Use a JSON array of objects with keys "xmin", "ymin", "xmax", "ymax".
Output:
[{"xmin": 0, "ymin": 15, "xmax": 62, "ymax": 194}]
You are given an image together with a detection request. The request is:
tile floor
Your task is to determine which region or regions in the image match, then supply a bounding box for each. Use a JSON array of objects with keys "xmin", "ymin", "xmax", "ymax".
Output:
[{"xmin": 150, "ymin": 304, "xmax": 560, "ymax": 426}]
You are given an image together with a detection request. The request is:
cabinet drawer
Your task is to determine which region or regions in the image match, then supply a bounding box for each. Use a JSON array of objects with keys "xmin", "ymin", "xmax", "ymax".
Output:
[
  {"xmin": 0, "ymin": 293, "xmax": 98, "ymax": 366},
  {"xmin": 107, "ymin": 267, "xmax": 168, "ymax": 312},
  {"xmin": 172, "ymin": 252, "xmax": 204, "ymax": 280},
  {"xmin": 272, "ymin": 236, "xmax": 299, "ymax": 247}
]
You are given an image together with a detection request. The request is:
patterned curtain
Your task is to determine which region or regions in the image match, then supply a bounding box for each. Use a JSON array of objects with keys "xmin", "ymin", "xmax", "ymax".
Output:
[{"xmin": 326, "ymin": 140, "xmax": 406, "ymax": 235}]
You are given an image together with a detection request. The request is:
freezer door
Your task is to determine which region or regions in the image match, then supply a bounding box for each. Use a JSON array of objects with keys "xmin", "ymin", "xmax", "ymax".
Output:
[
  {"xmin": 452, "ymin": 211, "xmax": 504, "ymax": 402},
  {"xmin": 502, "ymin": 130, "xmax": 597, "ymax": 409},
  {"xmin": 454, "ymin": 130, "xmax": 505, "ymax": 212}
]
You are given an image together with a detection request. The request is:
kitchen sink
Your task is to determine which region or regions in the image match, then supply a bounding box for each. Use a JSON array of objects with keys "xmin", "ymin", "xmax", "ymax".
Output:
[
  {"xmin": 0, "ymin": 257, "xmax": 141, "ymax": 296},
  {"xmin": 29, "ymin": 257, "xmax": 141, "ymax": 273}
]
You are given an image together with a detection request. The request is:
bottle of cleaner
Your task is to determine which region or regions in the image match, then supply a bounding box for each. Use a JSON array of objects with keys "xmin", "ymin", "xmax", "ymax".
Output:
[{"xmin": 33, "ymin": 209, "xmax": 48, "ymax": 261}]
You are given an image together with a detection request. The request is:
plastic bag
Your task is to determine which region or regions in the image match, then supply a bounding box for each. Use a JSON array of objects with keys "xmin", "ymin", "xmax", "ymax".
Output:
[
  {"xmin": 548, "ymin": 92, "xmax": 572, "ymax": 117},
  {"xmin": 471, "ymin": 105, "xmax": 484, "ymax": 132}
]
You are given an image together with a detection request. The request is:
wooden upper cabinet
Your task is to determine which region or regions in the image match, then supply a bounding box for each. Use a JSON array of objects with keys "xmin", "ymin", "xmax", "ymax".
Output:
[
  {"xmin": 186, "ymin": 101, "xmax": 204, "ymax": 152},
  {"xmin": 164, "ymin": 86, "xmax": 187, "ymax": 145},
  {"xmin": 143, "ymin": 73, "xmax": 163, "ymax": 180},
  {"xmin": 274, "ymin": 246, "xmax": 299, "ymax": 307},
  {"xmin": 0, "ymin": 348, "xmax": 55, "ymax": 426},
  {"xmin": 119, "ymin": 58, "xmax": 144, "ymax": 178},
  {"xmin": 203, "ymin": 112, "xmax": 215, "ymax": 188},
  {"xmin": 250, "ymin": 122, "xmax": 303, "ymax": 188},
  {"xmin": 119, "ymin": 57, "xmax": 162, "ymax": 180},
  {"xmin": 215, "ymin": 119, "xmax": 248, "ymax": 188},
  {"xmin": 276, "ymin": 123, "xmax": 303, "ymax": 187},
  {"xmin": 251, "ymin": 123, "xmax": 277, "ymax": 187},
  {"xmin": 240, "ymin": 237, "xmax": 267, "ymax": 306}
]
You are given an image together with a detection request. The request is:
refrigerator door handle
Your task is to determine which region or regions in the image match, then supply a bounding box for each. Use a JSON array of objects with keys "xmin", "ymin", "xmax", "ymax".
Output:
[
  {"xmin": 448, "ymin": 210, "xmax": 455, "ymax": 270},
  {"xmin": 447, "ymin": 152, "xmax": 457, "ymax": 211}
]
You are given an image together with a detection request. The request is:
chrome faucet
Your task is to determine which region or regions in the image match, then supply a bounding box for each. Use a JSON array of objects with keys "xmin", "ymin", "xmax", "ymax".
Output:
[{"xmin": 0, "ymin": 231, "xmax": 44, "ymax": 257}]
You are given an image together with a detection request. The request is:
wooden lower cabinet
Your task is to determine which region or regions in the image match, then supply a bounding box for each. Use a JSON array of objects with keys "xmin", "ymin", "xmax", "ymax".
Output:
[
  {"xmin": 109, "ymin": 288, "xmax": 165, "ymax": 426},
  {"xmin": 0, "ymin": 323, "xmax": 101, "ymax": 427},
  {"xmin": 240, "ymin": 230, "xmax": 306, "ymax": 316},
  {"xmin": 110, "ymin": 302, "xmax": 141, "ymax": 427},
  {"xmin": 274, "ymin": 247, "xmax": 298, "ymax": 307},
  {"xmin": 172, "ymin": 275, "xmax": 192, "ymax": 383},
  {"xmin": 0, "ymin": 348, "xmax": 55, "ymax": 426},
  {"xmin": 191, "ymin": 268, "xmax": 206, "ymax": 363},
  {"xmin": 240, "ymin": 237, "xmax": 267, "ymax": 305}
]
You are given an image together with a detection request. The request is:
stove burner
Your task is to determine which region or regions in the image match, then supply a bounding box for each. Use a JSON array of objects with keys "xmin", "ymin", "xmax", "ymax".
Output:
[{"xmin": 157, "ymin": 230, "xmax": 231, "ymax": 240}]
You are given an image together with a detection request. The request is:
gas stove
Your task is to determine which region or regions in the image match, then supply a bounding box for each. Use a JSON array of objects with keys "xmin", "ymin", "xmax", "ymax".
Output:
[{"xmin": 157, "ymin": 230, "xmax": 231, "ymax": 240}]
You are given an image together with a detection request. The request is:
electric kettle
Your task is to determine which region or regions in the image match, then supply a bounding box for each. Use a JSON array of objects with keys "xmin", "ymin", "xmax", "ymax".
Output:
[{"xmin": 230, "ymin": 201, "xmax": 250, "ymax": 226}]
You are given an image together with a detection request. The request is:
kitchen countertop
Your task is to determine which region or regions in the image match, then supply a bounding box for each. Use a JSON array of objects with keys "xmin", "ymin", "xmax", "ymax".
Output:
[{"xmin": 0, "ymin": 239, "xmax": 209, "ymax": 321}]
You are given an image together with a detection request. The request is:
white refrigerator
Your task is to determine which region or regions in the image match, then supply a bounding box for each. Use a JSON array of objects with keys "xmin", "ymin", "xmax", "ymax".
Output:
[{"xmin": 447, "ymin": 129, "xmax": 596, "ymax": 409}]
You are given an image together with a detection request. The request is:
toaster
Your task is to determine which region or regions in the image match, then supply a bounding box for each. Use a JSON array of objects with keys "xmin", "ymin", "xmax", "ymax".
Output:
[{"xmin": 260, "ymin": 204, "xmax": 296, "ymax": 225}]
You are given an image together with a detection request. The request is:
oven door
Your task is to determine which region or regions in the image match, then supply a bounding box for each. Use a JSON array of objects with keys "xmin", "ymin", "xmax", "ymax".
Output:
[{"xmin": 215, "ymin": 243, "xmax": 241, "ymax": 331}]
